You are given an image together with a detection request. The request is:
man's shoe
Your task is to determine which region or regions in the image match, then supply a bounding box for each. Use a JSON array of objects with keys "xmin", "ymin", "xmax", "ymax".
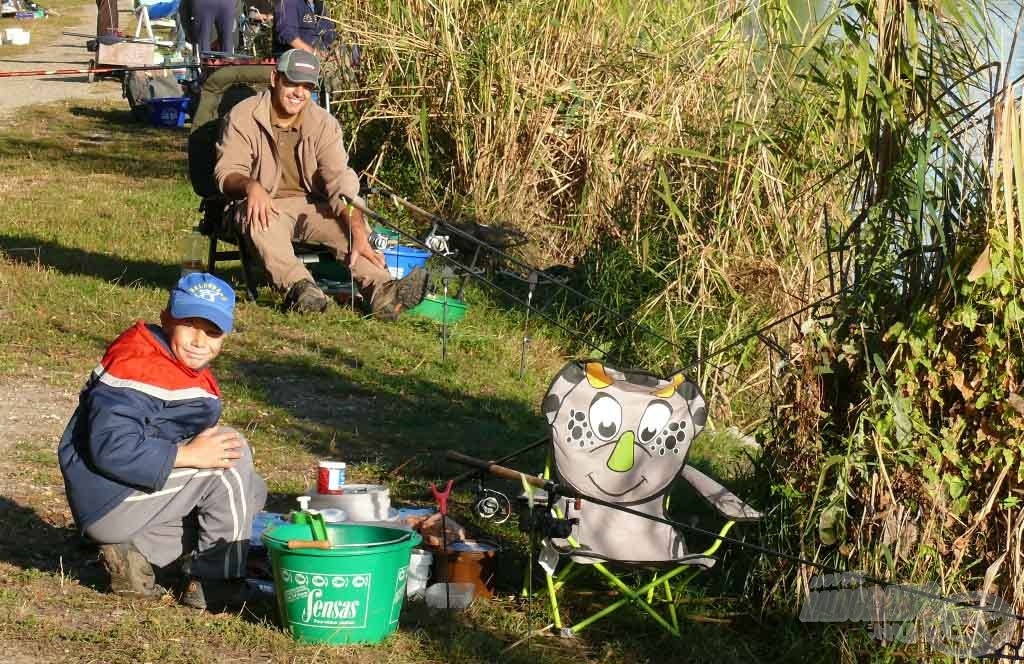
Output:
[
  {"xmin": 372, "ymin": 267, "xmax": 429, "ymax": 321},
  {"xmin": 284, "ymin": 279, "xmax": 329, "ymax": 313},
  {"xmin": 100, "ymin": 542, "xmax": 164, "ymax": 599},
  {"xmin": 180, "ymin": 576, "xmax": 254, "ymax": 612}
]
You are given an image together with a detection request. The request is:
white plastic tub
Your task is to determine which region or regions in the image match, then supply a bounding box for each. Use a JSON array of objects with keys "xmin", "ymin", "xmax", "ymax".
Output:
[
  {"xmin": 425, "ymin": 582, "xmax": 475, "ymax": 610},
  {"xmin": 4, "ymin": 28, "xmax": 30, "ymax": 45},
  {"xmin": 406, "ymin": 548, "xmax": 433, "ymax": 599}
]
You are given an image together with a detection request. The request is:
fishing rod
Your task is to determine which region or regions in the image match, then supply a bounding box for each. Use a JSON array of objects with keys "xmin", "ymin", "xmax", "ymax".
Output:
[
  {"xmin": 357, "ymin": 194, "xmax": 749, "ymax": 386},
  {"xmin": 0, "ymin": 63, "xmax": 194, "ymax": 79},
  {"xmin": 63, "ymin": 30, "xmax": 166, "ymax": 46},
  {"xmin": 446, "ymin": 451, "xmax": 1024, "ymax": 630},
  {"xmin": 357, "ymin": 186, "xmax": 823, "ymax": 390},
  {"xmin": 0, "ymin": 60, "xmax": 275, "ymax": 79},
  {"xmin": 347, "ymin": 198, "xmax": 614, "ymax": 358},
  {"xmin": 367, "ymin": 182, "xmax": 706, "ymax": 362}
]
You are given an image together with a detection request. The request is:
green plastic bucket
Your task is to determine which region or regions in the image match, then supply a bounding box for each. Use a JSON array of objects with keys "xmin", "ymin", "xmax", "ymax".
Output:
[
  {"xmin": 407, "ymin": 294, "xmax": 468, "ymax": 322},
  {"xmin": 262, "ymin": 523, "xmax": 422, "ymax": 645}
]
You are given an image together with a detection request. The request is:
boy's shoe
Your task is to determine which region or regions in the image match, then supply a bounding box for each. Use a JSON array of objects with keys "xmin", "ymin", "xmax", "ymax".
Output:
[
  {"xmin": 100, "ymin": 542, "xmax": 164, "ymax": 599},
  {"xmin": 284, "ymin": 279, "xmax": 329, "ymax": 313},
  {"xmin": 180, "ymin": 576, "xmax": 254, "ymax": 612},
  {"xmin": 372, "ymin": 267, "xmax": 428, "ymax": 321}
]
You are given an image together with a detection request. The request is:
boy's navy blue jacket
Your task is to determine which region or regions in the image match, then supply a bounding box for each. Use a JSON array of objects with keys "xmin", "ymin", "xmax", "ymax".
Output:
[
  {"xmin": 273, "ymin": 0, "xmax": 335, "ymax": 53},
  {"xmin": 58, "ymin": 321, "xmax": 222, "ymax": 530}
]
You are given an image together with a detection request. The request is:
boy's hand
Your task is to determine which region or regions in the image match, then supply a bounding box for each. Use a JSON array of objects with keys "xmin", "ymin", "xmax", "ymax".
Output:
[{"xmin": 175, "ymin": 426, "xmax": 244, "ymax": 469}]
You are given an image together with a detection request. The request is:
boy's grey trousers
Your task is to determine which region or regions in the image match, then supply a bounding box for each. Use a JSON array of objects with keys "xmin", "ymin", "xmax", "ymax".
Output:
[{"xmin": 85, "ymin": 430, "xmax": 267, "ymax": 580}]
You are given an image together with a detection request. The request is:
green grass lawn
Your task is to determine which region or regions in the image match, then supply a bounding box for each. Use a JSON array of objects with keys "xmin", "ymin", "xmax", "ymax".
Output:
[{"xmin": 0, "ymin": 100, "xmax": 867, "ymax": 663}]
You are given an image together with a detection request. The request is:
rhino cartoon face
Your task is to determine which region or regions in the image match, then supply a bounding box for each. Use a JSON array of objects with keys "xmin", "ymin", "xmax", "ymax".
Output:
[{"xmin": 542, "ymin": 361, "xmax": 707, "ymax": 506}]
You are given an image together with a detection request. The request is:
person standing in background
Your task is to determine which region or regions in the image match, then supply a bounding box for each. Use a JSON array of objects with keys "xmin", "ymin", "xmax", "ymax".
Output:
[
  {"xmin": 272, "ymin": 0, "xmax": 334, "ymax": 55},
  {"xmin": 192, "ymin": 0, "xmax": 237, "ymax": 54}
]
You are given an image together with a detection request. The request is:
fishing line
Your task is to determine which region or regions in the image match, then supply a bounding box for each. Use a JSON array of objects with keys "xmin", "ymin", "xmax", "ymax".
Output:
[
  {"xmin": 352, "ymin": 191, "xmax": 759, "ymax": 381},
  {"xmin": 365, "ymin": 182, "xmax": 714, "ymax": 361}
]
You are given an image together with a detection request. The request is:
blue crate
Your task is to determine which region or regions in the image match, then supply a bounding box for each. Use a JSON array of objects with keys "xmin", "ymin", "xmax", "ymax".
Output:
[
  {"xmin": 147, "ymin": 96, "xmax": 190, "ymax": 128},
  {"xmin": 383, "ymin": 244, "xmax": 431, "ymax": 279}
]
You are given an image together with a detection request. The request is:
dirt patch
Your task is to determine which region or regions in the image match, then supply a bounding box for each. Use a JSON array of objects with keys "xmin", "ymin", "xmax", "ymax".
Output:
[
  {"xmin": 0, "ymin": 377, "xmax": 77, "ymax": 499},
  {"xmin": 0, "ymin": 0, "xmax": 130, "ymax": 122}
]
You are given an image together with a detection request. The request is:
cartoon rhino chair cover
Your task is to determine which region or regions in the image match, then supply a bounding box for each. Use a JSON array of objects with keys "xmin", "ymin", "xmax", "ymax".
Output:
[{"xmin": 540, "ymin": 360, "xmax": 761, "ymax": 566}]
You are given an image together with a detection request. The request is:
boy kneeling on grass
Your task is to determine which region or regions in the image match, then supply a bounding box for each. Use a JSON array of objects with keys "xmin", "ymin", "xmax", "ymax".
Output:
[{"xmin": 58, "ymin": 273, "xmax": 267, "ymax": 611}]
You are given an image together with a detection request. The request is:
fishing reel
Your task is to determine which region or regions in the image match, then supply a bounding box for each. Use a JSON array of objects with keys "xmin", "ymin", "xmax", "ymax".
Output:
[
  {"xmin": 424, "ymin": 226, "xmax": 452, "ymax": 256},
  {"xmin": 519, "ymin": 508, "xmax": 577, "ymax": 539},
  {"xmin": 473, "ymin": 487, "xmax": 511, "ymax": 524}
]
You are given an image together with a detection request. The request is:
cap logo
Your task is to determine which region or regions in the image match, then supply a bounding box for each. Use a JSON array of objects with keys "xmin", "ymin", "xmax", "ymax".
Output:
[
  {"xmin": 295, "ymin": 62, "xmax": 316, "ymax": 70},
  {"xmin": 188, "ymin": 282, "xmax": 229, "ymax": 303}
]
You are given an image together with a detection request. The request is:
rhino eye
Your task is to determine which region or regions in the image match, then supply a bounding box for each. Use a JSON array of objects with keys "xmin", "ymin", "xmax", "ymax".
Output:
[
  {"xmin": 588, "ymin": 394, "xmax": 621, "ymax": 441},
  {"xmin": 638, "ymin": 401, "xmax": 671, "ymax": 443}
]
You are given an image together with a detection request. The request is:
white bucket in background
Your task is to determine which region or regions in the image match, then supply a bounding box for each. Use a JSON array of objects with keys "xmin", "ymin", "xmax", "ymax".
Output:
[
  {"xmin": 307, "ymin": 483, "xmax": 391, "ymax": 521},
  {"xmin": 318, "ymin": 507, "xmax": 347, "ymax": 523},
  {"xmin": 406, "ymin": 548, "xmax": 433, "ymax": 599},
  {"xmin": 5, "ymin": 28, "xmax": 30, "ymax": 45}
]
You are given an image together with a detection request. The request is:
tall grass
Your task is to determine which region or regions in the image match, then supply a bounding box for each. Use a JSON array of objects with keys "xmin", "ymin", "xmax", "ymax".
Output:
[
  {"xmin": 761, "ymin": 0, "xmax": 1024, "ymax": 656},
  {"xmin": 323, "ymin": 0, "xmax": 851, "ymax": 431}
]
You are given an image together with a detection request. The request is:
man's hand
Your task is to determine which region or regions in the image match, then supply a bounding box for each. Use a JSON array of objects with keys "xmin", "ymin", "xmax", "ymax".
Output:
[
  {"xmin": 174, "ymin": 426, "xmax": 244, "ymax": 469},
  {"xmin": 350, "ymin": 236, "xmax": 386, "ymax": 270},
  {"xmin": 245, "ymin": 180, "xmax": 277, "ymax": 232},
  {"xmin": 346, "ymin": 207, "xmax": 387, "ymax": 270}
]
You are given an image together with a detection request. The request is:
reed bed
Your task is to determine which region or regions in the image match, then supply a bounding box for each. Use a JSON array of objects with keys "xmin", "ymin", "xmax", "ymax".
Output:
[
  {"xmin": 324, "ymin": 0, "xmax": 1024, "ymax": 656},
  {"xmin": 323, "ymin": 0, "xmax": 849, "ymax": 431}
]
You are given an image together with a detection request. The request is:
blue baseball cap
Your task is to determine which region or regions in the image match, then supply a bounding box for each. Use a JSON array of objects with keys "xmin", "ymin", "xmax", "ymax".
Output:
[{"xmin": 168, "ymin": 272, "xmax": 236, "ymax": 333}]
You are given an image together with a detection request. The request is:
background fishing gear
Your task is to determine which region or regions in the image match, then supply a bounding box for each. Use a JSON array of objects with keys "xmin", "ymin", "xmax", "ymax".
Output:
[{"xmin": 351, "ymin": 187, "xmax": 828, "ymax": 384}]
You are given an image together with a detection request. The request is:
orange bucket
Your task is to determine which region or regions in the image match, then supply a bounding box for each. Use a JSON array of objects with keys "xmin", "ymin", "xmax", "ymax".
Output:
[{"xmin": 431, "ymin": 540, "xmax": 498, "ymax": 598}]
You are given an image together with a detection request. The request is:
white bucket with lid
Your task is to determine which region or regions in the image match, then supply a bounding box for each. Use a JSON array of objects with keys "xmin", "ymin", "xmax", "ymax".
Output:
[
  {"xmin": 307, "ymin": 483, "xmax": 391, "ymax": 521},
  {"xmin": 406, "ymin": 548, "xmax": 433, "ymax": 599}
]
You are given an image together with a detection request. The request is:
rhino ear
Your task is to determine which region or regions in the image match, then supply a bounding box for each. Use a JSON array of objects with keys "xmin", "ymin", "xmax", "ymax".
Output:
[
  {"xmin": 542, "ymin": 361, "xmax": 586, "ymax": 424},
  {"xmin": 541, "ymin": 393, "xmax": 561, "ymax": 424},
  {"xmin": 684, "ymin": 382, "xmax": 707, "ymax": 436},
  {"xmin": 658, "ymin": 371, "xmax": 707, "ymax": 435}
]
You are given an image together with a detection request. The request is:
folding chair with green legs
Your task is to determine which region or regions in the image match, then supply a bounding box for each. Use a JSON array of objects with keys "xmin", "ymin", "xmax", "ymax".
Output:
[{"xmin": 528, "ymin": 359, "xmax": 762, "ymax": 638}]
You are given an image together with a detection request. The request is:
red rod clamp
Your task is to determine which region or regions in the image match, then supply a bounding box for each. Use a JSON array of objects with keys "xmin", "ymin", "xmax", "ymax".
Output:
[{"xmin": 430, "ymin": 480, "xmax": 454, "ymax": 516}]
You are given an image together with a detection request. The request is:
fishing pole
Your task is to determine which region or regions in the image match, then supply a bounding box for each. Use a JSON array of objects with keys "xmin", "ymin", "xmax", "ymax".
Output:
[
  {"xmin": 364, "ymin": 183, "xmax": 854, "ymax": 387},
  {"xmin": 0, "ymin": 60, "xmax": 274, "ymax": 79},
  {"xmin": 366, "ymin": 183, "xmax": 708, "ymax": 356},
  {"xmin": 446, "ymin": 451, "xmax": 1024, "ymax": 630},
  {"xmin": 63, "ymin": 30, "xmax": 167, "ymax": 46},
  {"xmin": 348, "ymin": 198, "xmax": 611, "ymax": 357},
  {"xmin": 349, "ymin": 194, "xmax": 766, "ymax": 390}
]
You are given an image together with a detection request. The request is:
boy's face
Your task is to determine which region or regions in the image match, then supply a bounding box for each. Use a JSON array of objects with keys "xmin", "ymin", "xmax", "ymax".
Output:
[{"xmin": 160, "ymin": 311, "xmax": 225, "ymax": 370}]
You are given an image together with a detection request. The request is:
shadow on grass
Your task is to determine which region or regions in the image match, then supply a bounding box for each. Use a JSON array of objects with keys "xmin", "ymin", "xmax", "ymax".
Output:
[
  {"xmin": 0, "ymin": 496, "xmax": 106, "ymax": 590},
  {"xmin": 0, "ymin": 233, "xmax": 176, "ymax": 290},
  {"xmin": 0, "ymin": 106, "xmax": 186, "ymax": 180},
  {"xmin": 227, "ymin": 349, "xmax": 546, "ymax": 480}
]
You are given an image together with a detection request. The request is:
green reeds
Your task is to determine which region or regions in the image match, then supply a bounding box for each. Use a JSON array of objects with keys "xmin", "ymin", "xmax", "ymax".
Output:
[{"xmin": 326, "ymin": 0, "xmax": 844, "ymax": 427}]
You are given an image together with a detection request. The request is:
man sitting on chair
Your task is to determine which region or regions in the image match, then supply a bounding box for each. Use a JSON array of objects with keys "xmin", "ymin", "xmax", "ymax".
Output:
[{"xmin": 214, "ymin": 49, "xmax": 428, "ymax": 318}]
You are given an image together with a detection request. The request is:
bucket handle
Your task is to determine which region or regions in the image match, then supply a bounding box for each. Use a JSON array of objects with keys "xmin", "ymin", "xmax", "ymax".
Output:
[{"xmin": 279, "ymin": 531, "xmax": 414, "ymax": 550}]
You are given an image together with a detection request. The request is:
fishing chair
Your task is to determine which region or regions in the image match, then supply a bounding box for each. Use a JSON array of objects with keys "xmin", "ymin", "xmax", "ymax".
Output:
[
  {"xmin": 187, "ymin": 63, "xmax": 334, "ymax": 300},
  {"xmin": 134, "ymin": 0, "xmax": 182, "ymax": 47},
  {"xmin": 527, "ymin": 360, "xmax": 761, "ymax": 638}
]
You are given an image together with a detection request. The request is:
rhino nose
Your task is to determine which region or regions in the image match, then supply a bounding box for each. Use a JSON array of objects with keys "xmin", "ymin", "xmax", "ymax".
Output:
[{"xmin": 606, "ymin": 431, "xmax": 635, "ymax": 472}]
